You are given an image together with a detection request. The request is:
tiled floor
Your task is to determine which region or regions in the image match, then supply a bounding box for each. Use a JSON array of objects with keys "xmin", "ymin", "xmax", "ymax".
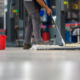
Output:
[{"xmin": 0, "ymin": 48, "xmax": 80, "ymax": 80}]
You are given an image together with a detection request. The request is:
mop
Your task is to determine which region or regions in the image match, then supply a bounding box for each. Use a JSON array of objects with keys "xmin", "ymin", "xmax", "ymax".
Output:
[
  {"xmin": 50, "ymin": 14, "xmax": 65, "ymax": 46},
  {"xmin": 29, "ymin": 15, "xmax": 66, "ymax": 50}
]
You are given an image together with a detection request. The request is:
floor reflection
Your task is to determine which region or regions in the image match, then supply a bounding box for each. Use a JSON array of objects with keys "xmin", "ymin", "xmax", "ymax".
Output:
[{"xmin": 0, "ymin": 48, "xmax": 80, "ymax": 80}]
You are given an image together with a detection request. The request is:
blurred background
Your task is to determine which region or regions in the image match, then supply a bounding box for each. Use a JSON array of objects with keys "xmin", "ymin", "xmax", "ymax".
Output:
[
  {"xmin": 0, "ymin": 1, "xmax": 80, "ymax": 80},
  {"xmin": 0, "ymin": 0, "xmax": 80, "ymax": 46}
]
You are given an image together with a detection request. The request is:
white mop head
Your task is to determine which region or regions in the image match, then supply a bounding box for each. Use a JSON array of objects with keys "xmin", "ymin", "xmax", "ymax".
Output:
[{"xmin": 29, "ymin": 44, "xmax": 61, "ymax": 50}]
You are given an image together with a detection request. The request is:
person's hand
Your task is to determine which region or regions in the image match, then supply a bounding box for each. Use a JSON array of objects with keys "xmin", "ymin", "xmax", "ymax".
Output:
[{"xmin": 46, "ymin": 7, "xmax": 52, "ymax": 16}]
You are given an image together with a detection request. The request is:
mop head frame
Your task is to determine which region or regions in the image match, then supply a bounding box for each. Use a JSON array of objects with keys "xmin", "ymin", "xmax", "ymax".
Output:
[{"xmin": 29, "ymin": 44, "xmax": 80, "ymax": 50}]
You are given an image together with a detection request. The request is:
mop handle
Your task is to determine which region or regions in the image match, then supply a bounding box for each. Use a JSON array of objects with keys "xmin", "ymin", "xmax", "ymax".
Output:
[{"xmin": 50, "ymin": 15, "xmax": 65, "ymax": 46}]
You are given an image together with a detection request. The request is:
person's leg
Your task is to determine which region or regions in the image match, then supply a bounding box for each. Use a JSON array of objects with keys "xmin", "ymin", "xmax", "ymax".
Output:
[
  {"xmin": 24, "ymin": 1, "xmax": 43, "ymax": 44},
  {"xmin": 24, "ymin": 15, "xmax": 33, "ymax": 44},
  {"xmin": 31, "ymin": 12, "xmax": 43, "ymax": 43}
]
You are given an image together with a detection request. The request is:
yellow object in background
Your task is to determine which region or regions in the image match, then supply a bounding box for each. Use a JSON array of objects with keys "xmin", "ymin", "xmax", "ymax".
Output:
[
  {"xmin": 13, "ymin": 10, "xmax": 18, "ymax": 13},
  {"xmin": 74, "ymin": 4, "xmax": 79, "ymax": 9},
  {"xmin": 64, "ymin": 1, "xmax": 67, "ymax": 5},
  {"xmin": 13, "ymin": 10, "xmax": 16, "ymax": 13},
  {"xmin": 67, "ymin": 4, "xmax": 69, "ymax": 9}
]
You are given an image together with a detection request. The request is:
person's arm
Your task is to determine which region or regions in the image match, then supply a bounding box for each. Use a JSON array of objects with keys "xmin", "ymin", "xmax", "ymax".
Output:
[{"xmin": 36, "ymin": 0, "xmax": 52, "ymax": 16}]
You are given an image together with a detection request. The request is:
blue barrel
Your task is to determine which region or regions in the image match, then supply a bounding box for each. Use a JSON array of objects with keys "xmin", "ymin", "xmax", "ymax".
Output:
[
  {"xmin": 65, "ymin": 30, "xmax": 77, "ymax": 43},
  {"xmin": 71, "ymin": 31, "xmax": 77, "ymax": 43},
  {"xmin": 65, "ymin": 30, "xmax": 70, "ymax": 43}
]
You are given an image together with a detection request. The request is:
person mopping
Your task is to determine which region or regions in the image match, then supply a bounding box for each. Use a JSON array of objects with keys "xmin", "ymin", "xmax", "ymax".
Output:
[{"xmin": 23, "ymin": 0, "xmax": 52, "ymax": 49}]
